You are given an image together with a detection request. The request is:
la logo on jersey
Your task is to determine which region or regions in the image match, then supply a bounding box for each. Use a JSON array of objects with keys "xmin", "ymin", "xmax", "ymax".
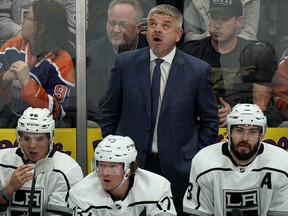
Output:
[
  {"xmin": 224, "ymin": 188, "xmax": 260, "ymax": 215},
  {"xmin": 10, "ymin": 187, "xmax": 44, "ymax": 216}
]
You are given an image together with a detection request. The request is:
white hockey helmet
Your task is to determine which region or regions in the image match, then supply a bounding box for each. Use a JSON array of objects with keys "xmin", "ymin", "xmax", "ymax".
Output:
[
  {"xmin": 17, "ymin": 107, "xmax": 55, "ymax": 143},
  {"xmin": 227, "ymin": 103, "xmax": 267, "ymax": 137},
  {"xmin": 94, "ymin": 135, "xmax": 137, "ymax": 172}
]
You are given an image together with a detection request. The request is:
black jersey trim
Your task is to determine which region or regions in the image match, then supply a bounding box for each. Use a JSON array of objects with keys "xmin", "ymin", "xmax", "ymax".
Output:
[
  {"xmin": 128, "ymin": 200, "xmax": 158, "ymax": 207},
  {"xmin": 251, "ymin": 167, "xmax": 288, "ymax": 178},
  {"xmin": 196, "ymin": 167, "xmax": 233, "ymax": 182},
  {"xmin": 0, "ymin": 163, "xmax": 17, "ymax": 170},
  {"xmin": 52, "ymin": 169, "xmax": 71, "ymax": 206},
  {"xmin": 195, "ymin": 186, "xmax": 201, "ymax": 210},
  {"xmin": 83, "ymin": 200, "xmax": 159, "ymax": 212}
]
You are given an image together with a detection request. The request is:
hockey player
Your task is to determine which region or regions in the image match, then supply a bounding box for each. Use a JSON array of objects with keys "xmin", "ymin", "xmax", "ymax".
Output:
[
  {"xmin": 0, "ymin": 107, "xmax": 83, "ymax": 215},
  {"xmin": 183, "ymin": 103, "xmax": 288, "ymax": 216},
  {"xmin": 69, "ymin": 135, "xmax": 176, "ymax": 215}
]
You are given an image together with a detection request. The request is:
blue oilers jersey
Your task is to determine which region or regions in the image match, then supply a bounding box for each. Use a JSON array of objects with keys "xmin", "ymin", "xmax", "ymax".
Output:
[{"xmin": 0, "ymin": 36, "xmax": 75, "ymax": 120}]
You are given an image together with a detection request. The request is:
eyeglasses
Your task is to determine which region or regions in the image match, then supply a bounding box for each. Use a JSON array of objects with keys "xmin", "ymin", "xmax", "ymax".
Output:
[
  {"xmin": 107, "ymin": 20, "xmax": 135, "ymax": 30},
  {"xmin": 23, "ymin": 13, "xmax": 37, "ymax": 21}
]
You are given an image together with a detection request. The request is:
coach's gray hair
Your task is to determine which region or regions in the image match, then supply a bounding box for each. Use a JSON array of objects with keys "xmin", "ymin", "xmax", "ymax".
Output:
[
  {"xmin": 148, "ymin": 4, "xmax": 183, "ymax": 29},
  {"xmin": 108, "ymin": 0, "xmax": 143, "ymax": 24}
]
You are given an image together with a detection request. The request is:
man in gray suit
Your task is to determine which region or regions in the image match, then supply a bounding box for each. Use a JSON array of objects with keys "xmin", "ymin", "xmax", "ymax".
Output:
[{"xmin": 101, "ymin": 4, "xmax": 219, "ymax": 215}]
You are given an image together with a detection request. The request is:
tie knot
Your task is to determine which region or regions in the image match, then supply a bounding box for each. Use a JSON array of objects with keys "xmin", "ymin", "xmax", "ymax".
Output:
[{"xmin": 155, "ymin": 58, "xmax": 164, "ymax": 66}]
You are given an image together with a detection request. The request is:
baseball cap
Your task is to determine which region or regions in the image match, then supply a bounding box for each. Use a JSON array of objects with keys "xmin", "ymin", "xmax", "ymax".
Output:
[{"xmin": 209, "ymin": 0, "xmax": 243, "ymax": 17}]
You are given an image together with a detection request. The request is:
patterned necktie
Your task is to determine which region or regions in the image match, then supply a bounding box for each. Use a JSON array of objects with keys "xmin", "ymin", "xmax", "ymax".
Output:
[{"xmin": 151, "ymin": 58, "xmax": 164, "ymax": 130}]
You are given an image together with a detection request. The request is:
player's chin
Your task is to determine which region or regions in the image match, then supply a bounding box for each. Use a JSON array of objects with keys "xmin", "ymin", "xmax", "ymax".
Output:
[
  {"xmin": 101, "ymin": 182, "xmax": 112, "ymax": 190},
  {"xmin": 235, "ymin": 150, "xmax": 252, "ymax": 160}
]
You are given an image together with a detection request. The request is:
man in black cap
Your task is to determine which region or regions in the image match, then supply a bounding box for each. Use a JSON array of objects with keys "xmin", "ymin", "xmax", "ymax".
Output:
[
  {"xmin": 209, "ymin": 0, "xmax": 243, "ymax": 17},
  {"xmin": 180, "ymin": 0, "xmax": 281, "ymax": 127}
]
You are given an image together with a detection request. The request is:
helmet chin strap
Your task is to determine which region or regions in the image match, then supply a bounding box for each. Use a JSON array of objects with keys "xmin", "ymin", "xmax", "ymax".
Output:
[{"xmin": 111, "ymin": 169, "xmax": 130, "ymax": 192}]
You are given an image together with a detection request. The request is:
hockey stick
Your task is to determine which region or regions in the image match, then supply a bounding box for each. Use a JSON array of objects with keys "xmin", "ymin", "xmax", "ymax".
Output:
[
  {"xmin": 231, "ymin": 208, "xmax": 243, "ymax": 216},
  {"xmin": 27, "ymin": 158, "xmax": 54, "ymax": 216}
]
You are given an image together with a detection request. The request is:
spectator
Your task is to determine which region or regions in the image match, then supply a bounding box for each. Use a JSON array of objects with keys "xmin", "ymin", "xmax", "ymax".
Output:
[
  {"xmin": 183, "ymin": 103, "xmax": 288, "ymax": 215},
  {"xmin": 101, "ymin": 4, "xmax": 219, "ymax": 215},
  {"xmin": 183, "ymin": 0, "xmax": 260, "ymax": 41},
  {"xmin": 86, "ymin": 0, "xmax": 148, "ymax": 127},
  {"xmin": 0, "ymin": 0, "xmax": 75, "ymax": 128},
  {"xmin": 87, "ymin": 0, "xmax": 154, "ymax": 42},
  {"xmin": 0, "ymin": 0, "xmax": 83, "ymax": 49},
  {"xmin": 69, "ymin": 135, "xmax": 176, "ymax": 215},
  {"xmin": 180, "ymin": 0, "xmax": 278, "ymax": 126},
  {"xmin": 86, "ymin": 0, "xmax": 184, "ymax": 43},
  {"xmin": 0, "ymin": 107, "xmax": 83, "ymax": 215},
  {"xmin": 272, "ymin": 49, "xmax": 288, "ymax": 123}
]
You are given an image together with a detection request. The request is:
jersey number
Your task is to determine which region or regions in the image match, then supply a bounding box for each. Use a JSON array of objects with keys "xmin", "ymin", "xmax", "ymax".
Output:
[
  {"xmin": 54, "ymin": 84, "xmax": 68, "ymax": 103},
  {"xmin": 186, "ymin": 182, "xmax": 193, "ymax": 200},
  {"xmin": 157, "ymin": 196, "xmax": 172, "ymax": 211}
]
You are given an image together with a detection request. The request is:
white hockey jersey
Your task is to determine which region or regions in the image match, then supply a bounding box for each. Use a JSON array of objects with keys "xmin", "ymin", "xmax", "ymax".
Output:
[
  {"xmin": 69, "ymin": 168, "xmax": 176, "ymax": 216},
  {"xmin": 183, "ymin": 142, "xmax": 288, "ymax": 216},
  {"xmin": 0, "ymin": 147, "xmax": 83, "ymax": 216}
]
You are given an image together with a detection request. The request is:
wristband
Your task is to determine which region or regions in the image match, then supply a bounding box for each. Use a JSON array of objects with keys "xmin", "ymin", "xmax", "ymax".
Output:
[{"xmin": 0, "ymin": 187, "xmax": 12, "ymax": 202}]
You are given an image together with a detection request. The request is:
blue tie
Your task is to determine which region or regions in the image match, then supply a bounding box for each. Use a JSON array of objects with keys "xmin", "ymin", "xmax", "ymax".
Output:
[{"xmin": 151, "ymin": 58, "xmax": 164, "ymax": 132}]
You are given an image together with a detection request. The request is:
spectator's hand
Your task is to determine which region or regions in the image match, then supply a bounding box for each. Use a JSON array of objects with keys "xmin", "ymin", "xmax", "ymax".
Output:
[
  {"xmin": 2, "ymin": 69, "xmax": 17, "ymax": 82},
  {"xmin": 10, "ymin": 60, "xmax": 30, "ymax": 87},
  {"xmin": 0, "ymin": 68, "xmax": 17, "ymax": 90},
  {"xmin": 218, "ymin": 97, "xmax": 231, "ymax": 127},
  {"xmin": 5, "ymin": 165, "xmax": 34, "ymax": 195}
]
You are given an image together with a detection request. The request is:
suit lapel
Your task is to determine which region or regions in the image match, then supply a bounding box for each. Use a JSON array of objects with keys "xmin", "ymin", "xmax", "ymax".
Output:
[
  {"xmin": 137, "ymin": 47, "xmax": 152, "ymax": 120},
  {"xmin": 159, "ymin": 49, "xmax": 185, "ymax": 119}
]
